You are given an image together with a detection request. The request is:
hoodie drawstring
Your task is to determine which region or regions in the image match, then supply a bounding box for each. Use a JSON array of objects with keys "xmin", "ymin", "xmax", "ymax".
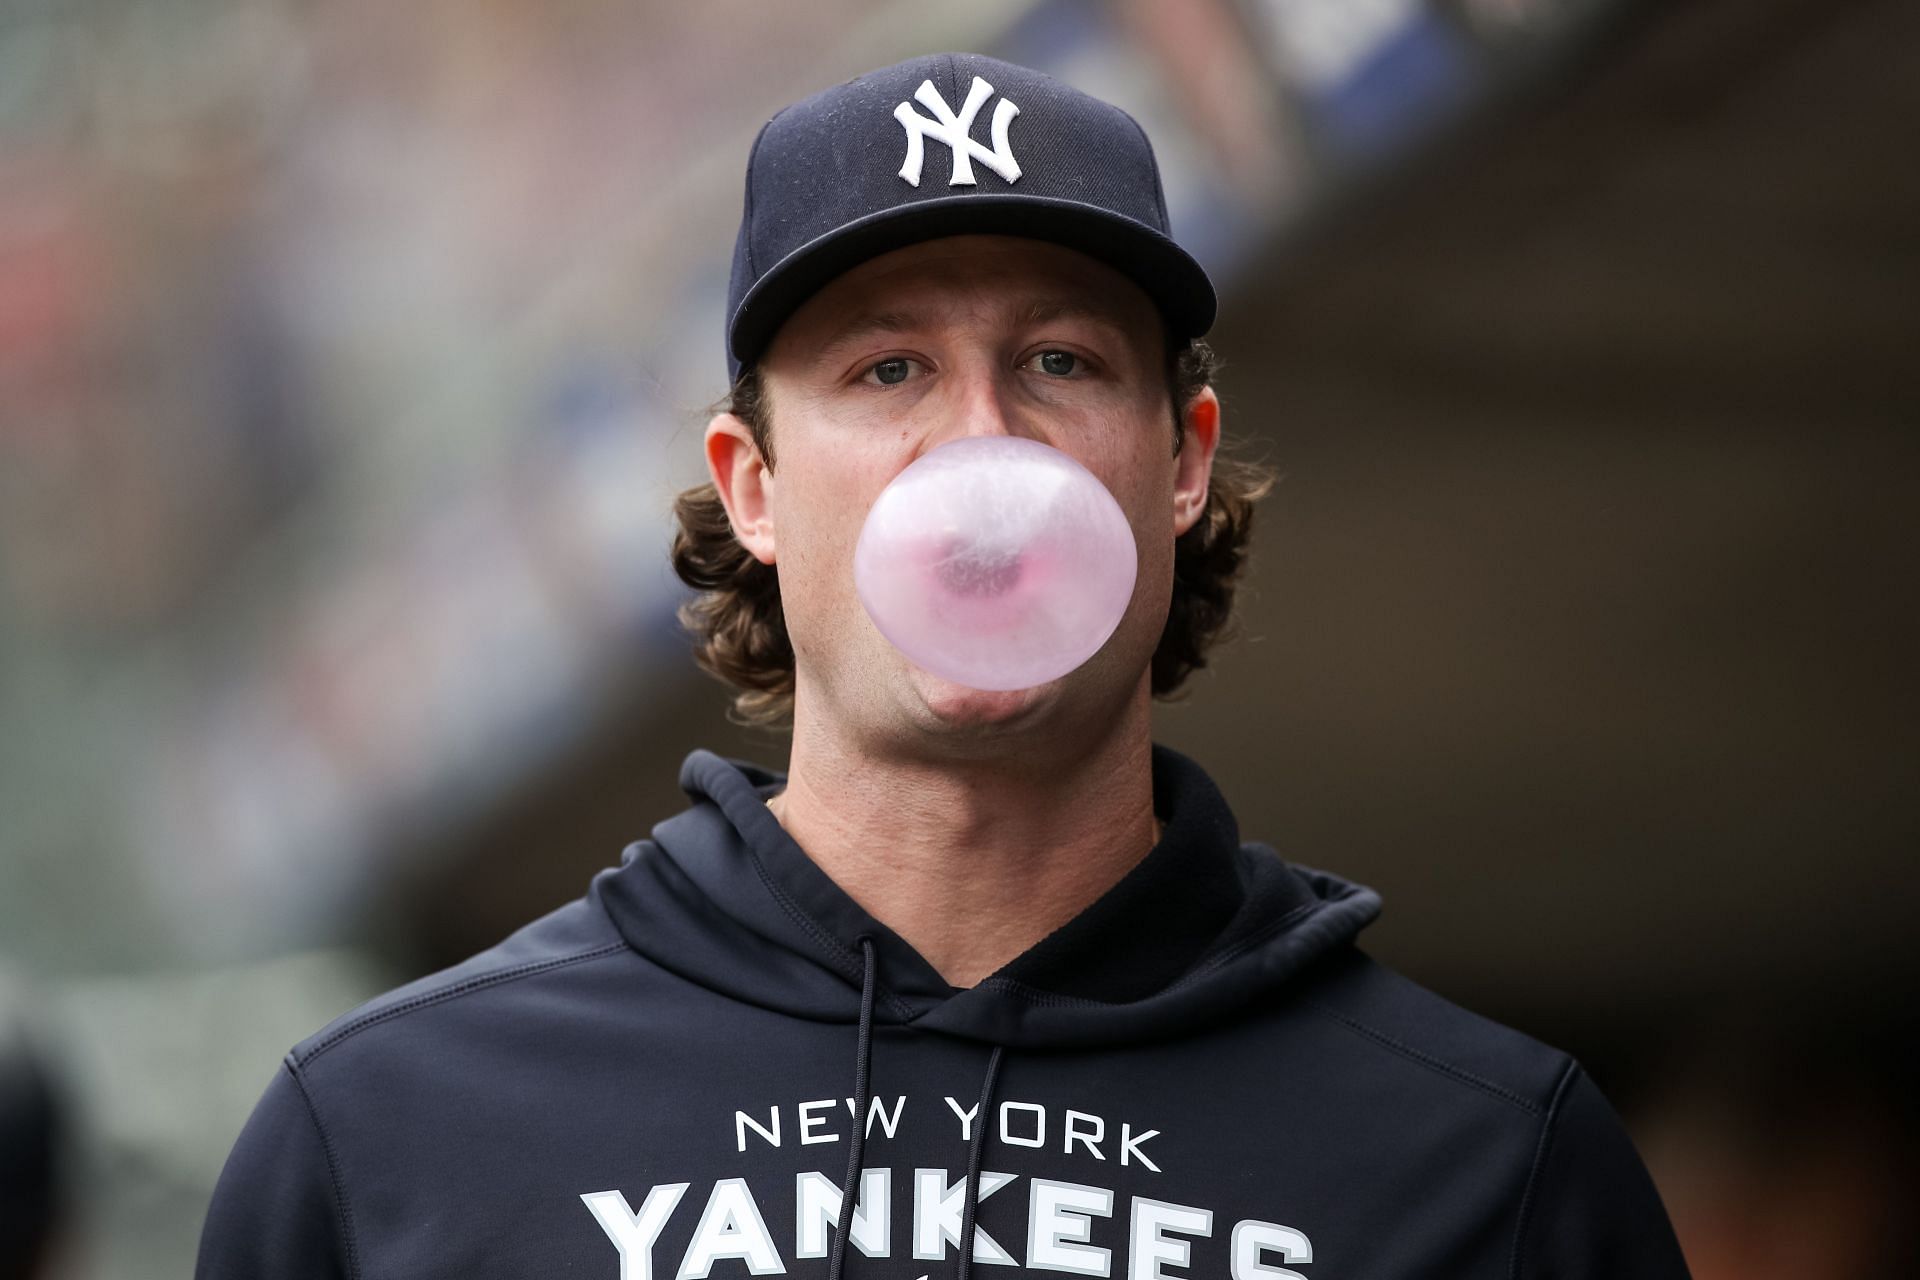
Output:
[
  {"xmin": 828, "ymin": 937, "xmax": 1006, "ymax": 1280},
  {"xmin": 828, "ymin": 938, "xmax": 878, "ymax": 1280},
  {"xmin": 955, "ymin": 1044, "xmax": 1004, "ymax": 1280}
]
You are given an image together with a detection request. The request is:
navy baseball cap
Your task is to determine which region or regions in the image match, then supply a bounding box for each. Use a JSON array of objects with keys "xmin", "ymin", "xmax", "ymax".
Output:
[{"xmin": 724, "ymin": 52, "xmax": 1217, "ymax": 381}]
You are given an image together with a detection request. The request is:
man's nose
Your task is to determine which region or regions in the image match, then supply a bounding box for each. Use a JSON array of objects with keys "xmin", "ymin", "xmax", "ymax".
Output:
[{"xmin": 939, "ymin": 362, "xmax": 1032, "ymax": 445}]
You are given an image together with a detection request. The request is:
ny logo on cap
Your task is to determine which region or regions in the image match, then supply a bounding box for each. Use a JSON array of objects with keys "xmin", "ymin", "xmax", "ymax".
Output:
[{"xmin": 894, "ymin": 76, "xmax": 1022, "ymax": 188}]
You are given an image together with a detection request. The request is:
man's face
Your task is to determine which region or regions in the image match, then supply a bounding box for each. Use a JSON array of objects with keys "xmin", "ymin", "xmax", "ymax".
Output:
[{"xmin": 707, "ymin": 234, "xmax": 1219, "ymax": 754}]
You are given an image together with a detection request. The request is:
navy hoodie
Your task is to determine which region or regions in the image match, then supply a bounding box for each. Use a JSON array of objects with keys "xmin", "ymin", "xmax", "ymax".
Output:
[{"xmin": 198, "ymin": 744, "xmax": 1691, "ymax": 1278}]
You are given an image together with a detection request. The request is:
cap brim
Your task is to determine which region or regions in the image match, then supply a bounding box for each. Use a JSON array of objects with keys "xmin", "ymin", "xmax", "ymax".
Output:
[{"xmin": 728, "ymin": 195, "xmax": 1217, "ymax": 375}]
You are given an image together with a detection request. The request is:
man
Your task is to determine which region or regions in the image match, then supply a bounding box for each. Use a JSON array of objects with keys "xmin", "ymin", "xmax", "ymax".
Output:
[{"xmin": 199, "ymin": 53, "xmax": 1690, "ymax": 1279}]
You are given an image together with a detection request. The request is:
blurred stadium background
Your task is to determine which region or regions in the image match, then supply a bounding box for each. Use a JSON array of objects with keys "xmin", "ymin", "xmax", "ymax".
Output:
[{"xmin": 1, "ymin": 0, "xmax": 1915, "ymax": 1275}]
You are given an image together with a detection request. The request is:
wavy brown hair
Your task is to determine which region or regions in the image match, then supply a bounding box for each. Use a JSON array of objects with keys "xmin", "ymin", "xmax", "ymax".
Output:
[{"xmin": 671, "ymin": 339, "xmax": 1277, "ymax": 728}]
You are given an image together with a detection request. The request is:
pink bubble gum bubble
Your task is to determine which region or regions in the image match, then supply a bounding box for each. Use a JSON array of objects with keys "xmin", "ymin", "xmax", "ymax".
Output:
[{"xmin": 853, "ymin": 436, "xmax": 1138, "ymax": 692}]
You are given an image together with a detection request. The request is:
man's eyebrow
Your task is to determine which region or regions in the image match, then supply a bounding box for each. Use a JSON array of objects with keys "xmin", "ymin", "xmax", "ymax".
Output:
[
  {"xmin": 814, "ymin": 297, "xmax": 1137, "ymax": 357},
  {"xmin": 1018, "ymin": 298, "xmax": 1130, "ymax": 331},
  {"xmin": 816, "ymin": 309, "xmax": 936, "ymax": 355}
]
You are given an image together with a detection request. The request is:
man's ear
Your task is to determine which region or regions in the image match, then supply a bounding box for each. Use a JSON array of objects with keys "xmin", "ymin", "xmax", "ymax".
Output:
[
  {"xmin": 1173, "ymin": 385, "xmax": 1221, "ymax": 537},
  {"xmin": 705, "ymin": 412, "xmax": 777, "ymax": 565}
]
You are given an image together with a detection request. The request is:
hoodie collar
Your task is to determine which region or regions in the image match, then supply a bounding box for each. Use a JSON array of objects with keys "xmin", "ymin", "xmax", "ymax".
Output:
[
  {"xmin": 990, "ymin": 743, "xmax": 1255, "ymax": 1001},
  {"xmin": 592, "ymin": 742, "xmax": 1380, "ymax": 1049}
]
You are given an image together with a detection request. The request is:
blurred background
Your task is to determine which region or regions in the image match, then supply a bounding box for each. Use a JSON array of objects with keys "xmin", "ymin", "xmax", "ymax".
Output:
[{"xmin": 1, "ymin": 0, "xmax": 1915, "ymax": 1275}]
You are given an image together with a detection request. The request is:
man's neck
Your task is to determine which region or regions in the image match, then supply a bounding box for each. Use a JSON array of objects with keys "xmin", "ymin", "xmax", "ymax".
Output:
[{"xmin": 765, "ymin": 687, "xmax": 1163, "ymax": 988}]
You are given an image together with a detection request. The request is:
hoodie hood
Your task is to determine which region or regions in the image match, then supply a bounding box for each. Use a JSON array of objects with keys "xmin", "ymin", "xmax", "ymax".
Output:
[{"xmin": 594, "ymin": 743, "xmax": 1380, "ymax": 1050}]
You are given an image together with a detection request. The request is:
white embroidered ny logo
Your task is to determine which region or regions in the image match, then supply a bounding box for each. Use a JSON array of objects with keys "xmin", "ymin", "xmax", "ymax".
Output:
[{"xmin": 894, "ymin": 76, "xmax": 1022, "ymax": 188}]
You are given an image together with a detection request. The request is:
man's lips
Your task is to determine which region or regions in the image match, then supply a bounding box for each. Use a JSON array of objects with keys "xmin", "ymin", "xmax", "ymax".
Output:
[{"xmin": 932, "ymin": 540, "xmax": 1023, "ymax": 598}]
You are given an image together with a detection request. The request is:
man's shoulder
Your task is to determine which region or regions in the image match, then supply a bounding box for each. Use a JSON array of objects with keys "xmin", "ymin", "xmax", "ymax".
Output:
[
  {"xmin": 1298, "ymin": 946, "xmax": 1579, "ymax": 1121},
  {"xmin": 287, "ymin": 892, "xmax": 632, "ymax": 1075}
]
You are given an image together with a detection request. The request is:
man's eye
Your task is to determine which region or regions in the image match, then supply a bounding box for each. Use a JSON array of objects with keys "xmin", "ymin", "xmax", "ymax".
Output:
[
  {"xmin": 1029, "ymin": 350, "xmax": 1079, "ymax": 377},
  {"xmin": 866, "ymin": 358, "xmax": 914, "ymax": 386}
]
